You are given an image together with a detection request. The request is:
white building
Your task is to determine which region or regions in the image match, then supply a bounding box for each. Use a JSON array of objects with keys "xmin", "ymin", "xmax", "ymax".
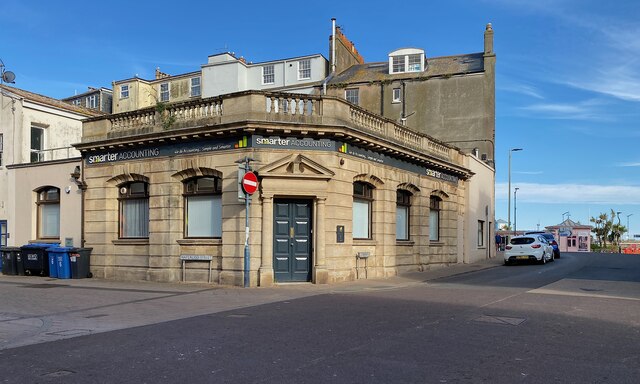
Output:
[{"xmin": 0, "ymin": 85, "xmax": 99, "ymax": 247}]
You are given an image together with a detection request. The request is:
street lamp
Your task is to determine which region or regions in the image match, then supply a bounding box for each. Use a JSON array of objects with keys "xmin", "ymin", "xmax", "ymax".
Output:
[
  {"xmin": 627, "ymin": 214, "xmax": 633, "ymax": 241},
  {"xmin": 514, "ymin": 187, "xmax": 519, "ymax": 234},
  {"xmin": 562, "ymin": 211, "xmax": 569, "ymax": 223},
  {"xmin": 508, "ymin": 148, "xmax": 523, "ymax": 237}
]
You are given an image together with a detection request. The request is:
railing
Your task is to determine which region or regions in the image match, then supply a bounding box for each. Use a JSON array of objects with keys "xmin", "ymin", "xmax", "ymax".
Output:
[
  {"xmin": 265, "ymin": 94, "xmax": 319, "ymax": 116},
  {"xmin": 31, "ymin": 146, "xmax": 79, "ymax": 162},
  {"xmin": 83, "ymin": 91, "xmax": 451, "ymax": 160}
]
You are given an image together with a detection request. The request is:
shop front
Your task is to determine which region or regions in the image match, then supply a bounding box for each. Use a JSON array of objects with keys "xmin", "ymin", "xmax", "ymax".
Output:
[{"xmin": 77, "ymin": 92, "xmax": 472, "ymax": 286}]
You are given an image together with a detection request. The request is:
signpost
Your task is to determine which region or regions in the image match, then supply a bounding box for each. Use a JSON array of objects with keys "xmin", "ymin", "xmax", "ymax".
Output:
[
  {"xmin": 241, "ymin": 171, "xmax": 258, "ymax": 195},
  {"xmin": 236, "ymin": 157, "xmax": 256, "ymax": 288}
]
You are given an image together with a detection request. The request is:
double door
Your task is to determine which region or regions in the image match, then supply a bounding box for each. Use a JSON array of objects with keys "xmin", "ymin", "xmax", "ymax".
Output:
[{"xmin": 273, "ymin": 200, "xmax": 312, "ymax": 282}]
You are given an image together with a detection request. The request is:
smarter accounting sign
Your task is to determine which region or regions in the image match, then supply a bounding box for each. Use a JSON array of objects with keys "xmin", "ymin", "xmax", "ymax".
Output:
[{"xmin": 85, "ymin": 137, "xmax": 242, "ymax": 165}]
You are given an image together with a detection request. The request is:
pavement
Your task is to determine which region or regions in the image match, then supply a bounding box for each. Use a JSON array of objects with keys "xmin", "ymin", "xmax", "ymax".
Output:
[{"xmin": 0, "ymin": 255, "xmax": 504, "ymax": 350}]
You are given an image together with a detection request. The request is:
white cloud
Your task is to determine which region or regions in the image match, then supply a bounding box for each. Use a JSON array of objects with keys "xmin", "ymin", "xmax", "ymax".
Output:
[
  {"xmin": 518, "ymin": 99, "xmax": 608, "ymax": 121},
  {"xmin": 496, "ymin": 182, "xmax": 640, "ymax": 205},
  {"xmin": 497, "ymin": 79, "xmax": 544, "ymax": 99},
  {"xmin": 617, "ymin": 162, "xmax": 640, "ymax": 167}
]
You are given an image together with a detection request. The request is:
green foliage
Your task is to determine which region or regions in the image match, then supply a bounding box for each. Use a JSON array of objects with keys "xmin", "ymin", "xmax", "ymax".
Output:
[
  {"xmin": 590, "ymin": 209, "xmax": 627, "ymax": 248},
  {"xmin": 155, "ymin": 101, "xmax": 176, "ymax": 130}
]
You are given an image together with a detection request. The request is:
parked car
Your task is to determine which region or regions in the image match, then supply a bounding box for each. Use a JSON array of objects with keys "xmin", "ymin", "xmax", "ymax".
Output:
[
  {"xmin": 504, "ymin": 235, "xmax": 554, "ymax": 265},
  {"xmin": 525, "ymin": 231, "xmax": 560, "ymax": 259}
]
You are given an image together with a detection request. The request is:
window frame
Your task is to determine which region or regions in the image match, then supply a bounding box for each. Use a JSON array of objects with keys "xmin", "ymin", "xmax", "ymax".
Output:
[
  {"xmin": 159, "ymin": 82, "xmax": 170, "ymax": 102},
  {"xmin": 353, "ymin": 182, "xmax": 374, "ymax": 240},
  {"xmin": 429, "ymin": 196, "xmax": 441, "ymax": 242},
  {"xmin": 396, "ymin": 190, "xmax": 412, "ymax": 241},
  {"xmin": 298, "ymin": 59, "xmax": 311, "ymax": 80},
  {"xmin": 118, "ymin": 182, "xmax": 150, "ymax": 239},
  {"xmin": 36, "ymin": 187, "xmax": 60, "ymax": 240},
  {"xmin": 0, "ymin": 133, "xmax": 3, "ymax": 166},
  {"xmin": 120, "ymin": 84, "xmax": 129, "ymax": 99},
  {"xmin": 190, "ymin": 76, "xmax": 201, "ymax": 97},
  {"xmin": 183, "ymin": 177, "xmax": 223, "ymax": 239},
  {"xmin": 392, "ymin": 56, "xmax": 405, "ymax": 73},
  {"xmin": 30, "ymin": 126, "xmax": 44, "ymax": 163},
  {"xmin": 392, "ymin": 88, "xmax": 401, "ymax": 103},
  {"xmin": 262, "ymin": 65, "xmax": 275, "ymax": 85},
  {"xmin": 0, "ymin": 220, "xmax": 7, "ymax": 247},
  {"xmin": 477, "ymin": 220, "xmax": 485, "ymax": 247},
  {"xmin": 86, "ymin": 95, "xmax": 97, "ymax": 109},
  {"xmin": 345, "ymin": 88, "xmax": 359, "ymax": 105},
  {"xmin": 407, "ymin": 54, "xmax": 422, "ymax": 72}
]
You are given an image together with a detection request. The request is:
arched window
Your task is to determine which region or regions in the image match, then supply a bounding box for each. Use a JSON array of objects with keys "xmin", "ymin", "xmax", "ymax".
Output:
[
  {"xmin": 396, "ymin": 190, "xmax": 412, "ymax": 241},
  {"xmin": 119, "ymin": 182, "xmax": 149, "ymax": 238},
  {"xmin": 429, "ymin": 196, "xmax": 442, "ymax": 241},
  {"xmin": 183, "ymin": 177, "xmax": 222, "ymax": 238},
  {"xmin": 36, "ymin": 187, "xmax": 60, "ymax": 239},
  {"xmin": 353, "ymin": 182, "xmax": 374, "ymax": 239}
]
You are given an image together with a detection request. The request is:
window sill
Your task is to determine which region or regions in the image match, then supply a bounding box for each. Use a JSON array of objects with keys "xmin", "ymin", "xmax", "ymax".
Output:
[
  {"xmin": 353, "ymin": 239, "xmax": 377, "ymax": 246},
  {"xmin": 396, "ymin": 240, "xmax": 415, "ymax": 246},
  {"xmin": 177, "ymin": 238, "xmax": 222, "ymax": 246},
  {"xmin": 430, "ymin": 241, "xmax": 444, "ymax": 247},
  {"xmin": 113, "ymin": 238, "xmax": 149, "ymax": 246},
  {"xmin": 31, "ymin": 239, "xmax": 60, "ymax": 244}
]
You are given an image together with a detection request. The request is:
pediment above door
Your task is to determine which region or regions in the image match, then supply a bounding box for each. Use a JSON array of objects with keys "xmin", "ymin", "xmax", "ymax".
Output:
[{"xmin": 258, "ymin": 154, "xmax": 335, "ymax": 180}]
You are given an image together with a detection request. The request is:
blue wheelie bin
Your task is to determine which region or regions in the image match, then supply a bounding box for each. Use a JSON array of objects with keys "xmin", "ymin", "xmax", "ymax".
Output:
[{"xmin": 47, "ymin": 247, "xmax": 73, "ymax": 279}]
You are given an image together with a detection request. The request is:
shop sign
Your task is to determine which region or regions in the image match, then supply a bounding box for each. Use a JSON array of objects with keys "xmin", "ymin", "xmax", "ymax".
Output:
[
  {"xmin": 252, "ymin": 135, "xmax": 336, "ymax": 151},
  {"xmin": 86, "ymin": 137, "xmax": 241, "ymax": 165},
  {"xmin": 338, "ymin": 142, "xmax": 459, "ymax": 184}
]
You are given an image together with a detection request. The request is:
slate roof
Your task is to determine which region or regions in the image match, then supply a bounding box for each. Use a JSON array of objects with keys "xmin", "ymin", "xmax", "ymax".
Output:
[
  {"xmin": 0, "ymin": 85, "xmax": 103, "ymax": 117},
  {"xmin": 329, "ymin": 52, "xmax": 485, "ymax": 85}
]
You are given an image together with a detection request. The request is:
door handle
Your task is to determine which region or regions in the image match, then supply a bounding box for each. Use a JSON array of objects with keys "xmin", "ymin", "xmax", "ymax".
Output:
[{"xmin": 289, "ymin": 227, "xmax": 295, "ymax": 238}]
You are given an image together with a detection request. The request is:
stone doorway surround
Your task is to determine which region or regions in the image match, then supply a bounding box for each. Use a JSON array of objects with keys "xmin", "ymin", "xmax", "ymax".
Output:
[{"xmin": 256, "ymin": 153, "xmax": 334, "ymax": 286}]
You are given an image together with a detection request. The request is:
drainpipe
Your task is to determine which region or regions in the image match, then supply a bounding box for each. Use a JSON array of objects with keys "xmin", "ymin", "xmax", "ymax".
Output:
[
  {"xmin": 401, "ymin": 81, "xmax": 406, "ymax": 125},
  {"xmin": 322, "ymin": 18, "xmax": 337, "ymax": 95},
  {"xmin": 331, "ymin": 18, "xmax": 336, "ymax": 73}
]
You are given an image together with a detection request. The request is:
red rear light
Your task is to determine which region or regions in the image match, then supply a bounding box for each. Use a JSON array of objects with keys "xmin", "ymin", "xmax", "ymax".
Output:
[
  {"xmin": 551, "ymin": 241, "xmax": 558, "ymax": 246},
  {"xmin": 506, "ymin": 246, "xmax": 512, "ymax": 250},
  {"xmin": 531, "ymin": 244, "xmax": 541, "ymax": 248}
]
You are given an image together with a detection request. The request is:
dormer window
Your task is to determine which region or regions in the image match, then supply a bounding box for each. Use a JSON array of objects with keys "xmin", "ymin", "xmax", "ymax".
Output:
[{"xmin": 388, "ymin": 48, "xmax": 425, "ymax": 74}]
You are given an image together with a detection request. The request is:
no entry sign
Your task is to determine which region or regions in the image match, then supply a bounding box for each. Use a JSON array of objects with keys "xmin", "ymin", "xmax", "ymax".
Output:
[{"xmin": 241, "ymin": 171, "xmax": 258, "ymax": 195}]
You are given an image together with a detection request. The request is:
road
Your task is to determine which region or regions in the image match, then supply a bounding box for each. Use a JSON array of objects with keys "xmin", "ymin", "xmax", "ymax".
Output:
[{"xmin": 1, "ymin": 252, "xmax": 639, "ymax": 383}]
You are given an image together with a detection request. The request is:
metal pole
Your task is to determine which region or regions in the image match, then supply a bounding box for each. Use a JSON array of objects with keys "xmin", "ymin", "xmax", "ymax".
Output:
[
  {"xmin": 513, "ymin": 189, "xmax": 516, "ymax": 235},
  {"xmin": 243, "ymin": 158, "xmax": 251, "ymax": 288},
  {"xmin": 507, "ymin": 148, "xmax": 522, "ymax": 238},
  {"xmin": 627, "ymin": 214, "xmax": 633, "ymax": 241}
]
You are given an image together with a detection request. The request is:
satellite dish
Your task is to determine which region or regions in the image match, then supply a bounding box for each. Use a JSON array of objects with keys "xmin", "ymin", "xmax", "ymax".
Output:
[{"xmin": 2, "ymin": 70, "xmax": 15, "ymax": 83}]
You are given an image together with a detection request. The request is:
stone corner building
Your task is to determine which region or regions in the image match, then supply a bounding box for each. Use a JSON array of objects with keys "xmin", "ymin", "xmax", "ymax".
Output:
[{"xmin": 75, "ymin": 23, "xmax": 496, "ymax": 286}]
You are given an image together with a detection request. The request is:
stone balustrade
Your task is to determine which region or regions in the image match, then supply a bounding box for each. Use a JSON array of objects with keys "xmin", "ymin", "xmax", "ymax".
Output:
[{"xmin": 81, "ymin": 91, "xmax": 452, "ymax": 160}]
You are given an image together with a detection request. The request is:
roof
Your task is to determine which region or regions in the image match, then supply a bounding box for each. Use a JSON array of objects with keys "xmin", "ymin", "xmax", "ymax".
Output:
[
  {"xmin": 61, "ymin": 87, "xmax": 112, "ymax": 101},
  {"xmin": 546, "ymin": 219, "xmax": 592, "ymax": 229},
  {"xmin": 1, "ymin": 85, "xmax": 104, "ymax": 117},
  {"xmin": 329, "ymin": 52, "xmax": 485, "ymax": 85}
]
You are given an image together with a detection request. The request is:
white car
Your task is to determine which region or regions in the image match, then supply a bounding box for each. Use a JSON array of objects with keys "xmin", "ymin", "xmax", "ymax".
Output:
[{"xmin": 504, "ymin": 235, "xmax": 554, "ymax": 265}]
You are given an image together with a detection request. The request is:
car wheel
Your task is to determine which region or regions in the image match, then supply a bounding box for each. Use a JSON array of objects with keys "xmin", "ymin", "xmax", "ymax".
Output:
[
  {"xmin": 555, "ymin": 252, "xmax": 560, "ymax": 259},
  {"xmin": 549, "ymin": 252, "xmax": 555, "ymax": 262},
  {"xmin": 540, "ymin": 254, "xmax": 546, "ymax": 265}
]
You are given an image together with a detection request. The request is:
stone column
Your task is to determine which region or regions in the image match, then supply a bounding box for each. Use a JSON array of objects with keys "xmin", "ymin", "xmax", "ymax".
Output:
[
  {"xmin": 314, "ymin": 197, "xmax": 329, "ymax": 284},
  {"xmin": 259, "ymin": 195, "xmax": 274, "ymax": 286}
]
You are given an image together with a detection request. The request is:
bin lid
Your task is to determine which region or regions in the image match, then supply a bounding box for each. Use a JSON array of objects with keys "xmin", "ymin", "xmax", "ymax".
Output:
[
  {"xmin": 47, "ymin": 246, "xmax": 75, "ymax": 253},
  {"xmin": 22, "ymin": 243, "xmax": 60, "ymax": 249},
  {"xmin": 1, "ymin": 246, "xmax": 22, "ymax": 251}
]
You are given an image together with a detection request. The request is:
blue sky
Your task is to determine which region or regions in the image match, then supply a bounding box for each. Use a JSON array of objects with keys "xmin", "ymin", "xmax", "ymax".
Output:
[{"xmin": 2, "ymin": 0, "xmax": 639, "ymax": 235}]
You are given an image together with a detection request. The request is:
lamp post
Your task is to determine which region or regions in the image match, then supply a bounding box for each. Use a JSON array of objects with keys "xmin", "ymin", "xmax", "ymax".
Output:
[
  {"xmin": 627, "ymin": 214, "xmax": 633, "ymax": 241},
  {"xmin": 616, "ymin": 211, "xmax": 622, "ymax": 252},
  {"xmin": 562, "ymin": 211, "xmax": 569, "ymax": 223},
  {"xmin": 508, "ymin": 148, "xmax": 523, "ymax": 237},
  {"xmin": 514, "ymin": 187, "xmax": 519, "ymax": 235}
]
